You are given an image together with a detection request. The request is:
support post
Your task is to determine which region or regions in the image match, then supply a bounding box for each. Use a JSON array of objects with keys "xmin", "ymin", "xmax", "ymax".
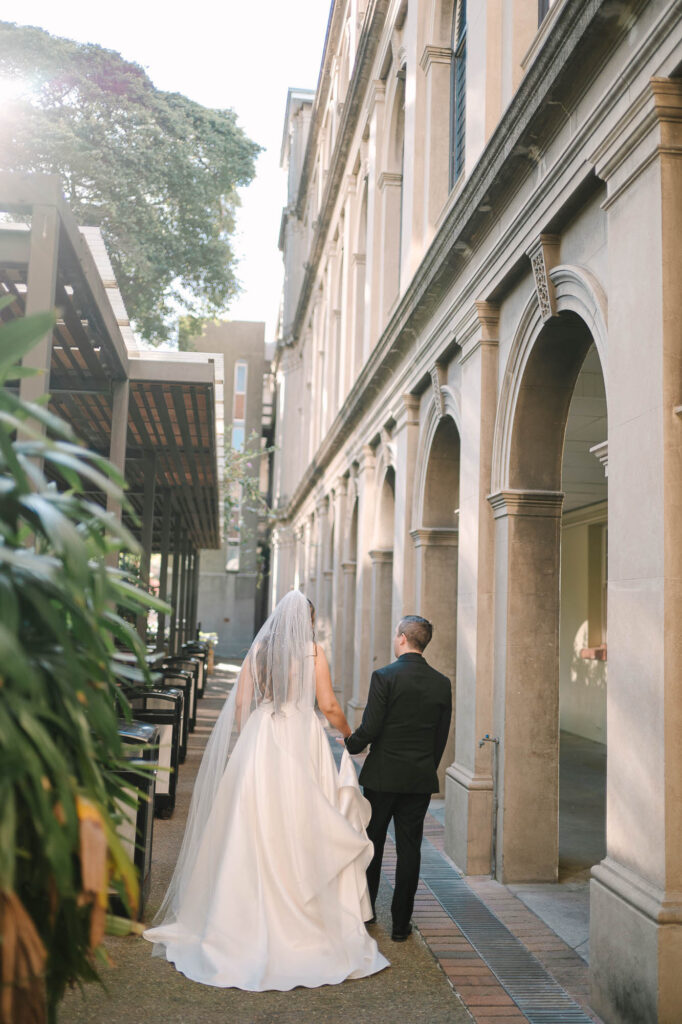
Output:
[{"xmin": 156, "ymin": 493, "xmax": 172, "ymax": 650}]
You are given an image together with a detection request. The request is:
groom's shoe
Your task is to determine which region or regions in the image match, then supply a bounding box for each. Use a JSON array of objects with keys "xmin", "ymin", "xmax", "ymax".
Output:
[
  {"xmin": 365, "ymin": 914, "xmax": 377, "ymax": 925},
  {"xmin": 391, "ymin": 924, "xmax": 412, "ymax": 942}
]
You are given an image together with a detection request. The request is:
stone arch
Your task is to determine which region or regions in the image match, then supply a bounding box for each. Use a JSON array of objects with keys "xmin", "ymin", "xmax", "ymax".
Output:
[
  {"xmin": 411, "ymin": 390, "xmax": 461, "ymax": 791},
  {"xmin": 412, "ymin": 386, "xmax": 462, "ymax": 530},
  {"xmin": 488, "ymin": 266, "xmax": 609, "ymax": 884},
  {"xmin": 492, "ymin": 265, "xmax": 608, "ymax": 493}
]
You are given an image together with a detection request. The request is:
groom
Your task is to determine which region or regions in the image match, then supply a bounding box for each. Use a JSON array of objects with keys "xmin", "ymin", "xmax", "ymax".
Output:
[{"xmin": 344, "ymin": 615, "xmax": 452, "ymax": 941}]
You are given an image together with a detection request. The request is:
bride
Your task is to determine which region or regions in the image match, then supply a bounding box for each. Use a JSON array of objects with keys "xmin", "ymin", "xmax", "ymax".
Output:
[{"xmin": 144, "ymin": 589, "xmax": 389, "ymax": 990}]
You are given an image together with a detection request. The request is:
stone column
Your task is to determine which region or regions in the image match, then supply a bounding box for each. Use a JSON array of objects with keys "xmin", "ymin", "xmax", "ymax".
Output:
[
  {"xmin": 412, "ymin": 526, "xmax": 458, "ymax": 792},
  {"xmin": 378, "ymin": 171, "xmax": 403, "ymax": 325},
  {"xmin": 588, "ymin": 78, "xmax": 682, "ymax": 1024},
  {"xmin": 364, "ymin": 81, "xmax": 386, "ymax": 360},
  {"xmin": 369, "ymin": 549, "xmax": 393, "ymax": 671},
  {"xmin": 420, "ymin": 45, "xmax": 452, "ymax": 242},
  {"xmin": 348, "ymin": 445, "xmax": 377, "ymax": 725},
  {"xmin": 315, "ymin": 494, "xmax": 331, "ymax": 650},
  {"xmin": 488, "ymin": 489, "xmax": 564, "ymax": 882},
  {"xmin": 446, "ymin": 303, "xmax": 499, "ymax": 874},
  {"xmin": 392, "ymin": 394, "xmax": 420, "ymax": 619},
  {"xmin": 330, "ymin": 478, "xmax": 349, "ymax": 697},
  {"xmin": 349, "ymin": 252, "xmax": 366, "ymax": 384},
  {"xmin": 340, "ymin": 559, "xmax": 357, "ymax": 712}
]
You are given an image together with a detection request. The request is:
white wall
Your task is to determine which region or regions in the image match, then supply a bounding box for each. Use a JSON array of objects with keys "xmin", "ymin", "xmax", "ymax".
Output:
[{"xmin": 559, "ymin": 521, "xmax": 607, "ymax": 743}]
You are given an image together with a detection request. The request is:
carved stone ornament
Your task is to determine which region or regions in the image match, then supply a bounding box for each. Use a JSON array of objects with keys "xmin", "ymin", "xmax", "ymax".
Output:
[
  {"xmin": 527, "ymin": 235, "xmax": 560, "ymax": 323},
  {"xmin": 430, "ymin": 364, "xmax": 446, "ymax": 418}
]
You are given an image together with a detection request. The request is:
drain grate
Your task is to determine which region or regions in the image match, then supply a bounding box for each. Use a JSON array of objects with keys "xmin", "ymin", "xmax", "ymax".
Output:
[
  {"xmin": 329, "ymin": 739, "xmax": 593, "ymax": 1023},
  {"xmin": 413, "ymin": 839, "xmax": 595, "ymax": 1024}
]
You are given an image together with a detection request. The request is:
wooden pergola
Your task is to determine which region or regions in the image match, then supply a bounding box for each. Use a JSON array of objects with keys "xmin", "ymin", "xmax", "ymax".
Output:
[{"xmin": 0, "ymin": 173, "xmax": 223, "ymax": 651}]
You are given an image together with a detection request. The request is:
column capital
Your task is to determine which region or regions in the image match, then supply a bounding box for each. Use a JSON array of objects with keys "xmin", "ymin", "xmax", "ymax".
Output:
[
  {"xmin": 410, "ymin": 527, "xmax": 459, "ymax": 547},
  {"xmin": 488, "ymin": 489, "xmax": 564, "ymax": 519},
  {"xmin": 315, "ymin": 492, "xmax": 330, "ymax": 516},
  {"xmin": 590, "ymin": 77, "xmax": 682, "ymax": 208},
  {"xmin": 367, "ymin": 79, "xmax": 386, "ymax": 115},
  {"xmin": 420, "ymin": 44, "xmax": 452, "ymax": 74},
  {"xmin": 393, "ymin": 393, "xmax": 420, "ymax": 432},
  {"xmin": 357, "ymin": 444, "xmax": 376, "ymax": 475},
  {"xmin": 378, "ymin": 171, "xmax": 402, "ymax": 192},
  {"xmin": 458, "ymin": 301, "xmax": 500, "ymax": 365},
  {"xmin": 341, "ymin": 560, "xmax": 357, "ymax": 574},
  {"xmin": 334, "ymin": 473, "xmax": 349, "ymax": 496},
  {"xmin": 369, "ymin": 548, "xmax": 394, "ymax": 563}
]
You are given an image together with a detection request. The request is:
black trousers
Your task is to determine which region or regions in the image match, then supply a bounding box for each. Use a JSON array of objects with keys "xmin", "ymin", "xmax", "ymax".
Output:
[{"xmin": 363, "ymin": 787, "xmax": 431, "ymax": 932}]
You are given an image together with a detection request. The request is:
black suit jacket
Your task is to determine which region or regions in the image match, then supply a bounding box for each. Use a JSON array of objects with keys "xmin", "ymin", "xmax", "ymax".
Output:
[{"xmin": 345, "ymin": 652, "xmax": 452, "ymax": 794}]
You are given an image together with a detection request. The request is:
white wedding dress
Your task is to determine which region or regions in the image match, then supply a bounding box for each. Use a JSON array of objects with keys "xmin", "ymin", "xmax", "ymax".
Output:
[{"xmin": 144, "ymin": 592, "xmax": 388, "ymax": 991}]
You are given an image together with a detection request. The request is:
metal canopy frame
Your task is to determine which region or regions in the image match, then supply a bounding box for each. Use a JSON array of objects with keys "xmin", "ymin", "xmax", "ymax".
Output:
[
  {"xmin": 0, "ymin": 173, "xmax": 224, "ymax": 650},
  {"xmin": 0, "ymin": 173, "xmax": 221, "ymax": 557}
]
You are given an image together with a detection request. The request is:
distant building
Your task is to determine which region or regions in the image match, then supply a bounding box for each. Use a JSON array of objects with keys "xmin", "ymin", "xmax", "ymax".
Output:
[
  {"xmin": 272, "ymin": 3, "xmax": 682, "ymax": 1023},
  {"xmin": 193, "ymin": 321, "xmax": 274, "ymax": 658}
]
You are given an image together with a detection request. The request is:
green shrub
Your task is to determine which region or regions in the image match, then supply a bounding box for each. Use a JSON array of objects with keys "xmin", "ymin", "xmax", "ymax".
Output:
[{"xmin": 0, "ymin": 301, "xmax": 169, "ymax": 1023}]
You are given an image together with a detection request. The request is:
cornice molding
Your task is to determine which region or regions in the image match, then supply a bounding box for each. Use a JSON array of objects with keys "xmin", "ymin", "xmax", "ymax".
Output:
[
  {"xmin": 591, "ymin": 77, "xmax": 682, "ymax": 208},
  {"xmin": 378, "ymin": 170, "xmax": 403, "ymax": 190},
  {"xmin": 280, "ymin": 0, "xmax": 650, "ymax": 522}
]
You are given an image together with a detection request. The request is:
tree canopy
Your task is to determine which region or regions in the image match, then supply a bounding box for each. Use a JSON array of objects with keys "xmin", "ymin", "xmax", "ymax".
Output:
[{"xmin": 0, "ymin": 22, "xmax": 261, "ymax": 344}]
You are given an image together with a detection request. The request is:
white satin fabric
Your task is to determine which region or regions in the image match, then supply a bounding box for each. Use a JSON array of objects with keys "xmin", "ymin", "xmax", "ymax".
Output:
[{"xmin": 144, "ymin": 702, "xmax": 389, "ymax": 990}]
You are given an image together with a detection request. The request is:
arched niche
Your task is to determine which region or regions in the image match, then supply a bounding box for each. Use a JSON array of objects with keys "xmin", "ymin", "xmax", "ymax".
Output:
[{"xmin": 412, "ymin": 395, "xmax": 461, "ymax": 790}]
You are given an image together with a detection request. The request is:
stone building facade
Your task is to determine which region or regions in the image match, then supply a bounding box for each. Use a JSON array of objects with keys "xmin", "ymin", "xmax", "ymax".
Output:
[{"xmin": 271, "ymin": 2, "xmax": 682, "ymax": 1022}]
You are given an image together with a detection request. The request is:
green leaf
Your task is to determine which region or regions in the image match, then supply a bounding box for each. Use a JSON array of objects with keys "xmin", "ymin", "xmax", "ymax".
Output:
[{"xmin": 0, "ymin": 312, "xmax": 56, "ymax": 382}]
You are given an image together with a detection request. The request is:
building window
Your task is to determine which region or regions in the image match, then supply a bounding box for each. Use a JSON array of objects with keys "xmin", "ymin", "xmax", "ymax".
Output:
[
  {"xmin": 450, "ymin": 0, "xmax": 467, "ymax": 187},
  {"xmin": 232, "ymin": 360, "xmax": 247, "ymax": 452},
  {"xmin": 538, "ymin": 0, "xmax": 558, "ymax": 26}
]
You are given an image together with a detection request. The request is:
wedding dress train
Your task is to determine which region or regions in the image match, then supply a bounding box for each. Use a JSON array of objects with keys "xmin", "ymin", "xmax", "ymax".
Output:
[{"xmin": 144, "ymin": 701, "xmax": 389, "ymax": 990}]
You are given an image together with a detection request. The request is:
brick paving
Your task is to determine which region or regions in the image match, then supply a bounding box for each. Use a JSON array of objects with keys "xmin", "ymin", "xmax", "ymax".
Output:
[{"xmin": 379, "ymin": 809, "xmax": 603, "ymax": 1024}]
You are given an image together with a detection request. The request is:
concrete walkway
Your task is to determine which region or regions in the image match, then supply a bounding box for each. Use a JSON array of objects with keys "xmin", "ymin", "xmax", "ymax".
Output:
[{"xmin": 59, "ymin": 668, "xmax": 472, "ymax": 1024}]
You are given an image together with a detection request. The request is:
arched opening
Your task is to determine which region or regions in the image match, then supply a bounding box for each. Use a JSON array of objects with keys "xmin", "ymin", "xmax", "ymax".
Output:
[
  {"xmin": 493, "ymin": 308, "xmax": 608, "ymax": 888},
  {"xmin": 558, "ymin": 342, "xmax": 607, "ymax": 891},
  {"xmin": 415, "ymin": 414, "xmax": 460, "ymax": 789},
  {"xmin": 370, "ymin": 467, "xmax": 395, "ymax": 669}
]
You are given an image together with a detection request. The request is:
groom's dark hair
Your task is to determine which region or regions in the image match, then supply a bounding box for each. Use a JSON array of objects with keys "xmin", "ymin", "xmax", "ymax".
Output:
[{"xmin": 397, "ymin": 615, "xmax": 433, "ymax": 652}]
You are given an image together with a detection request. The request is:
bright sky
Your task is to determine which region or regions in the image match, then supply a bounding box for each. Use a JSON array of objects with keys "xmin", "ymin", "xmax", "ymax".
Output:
[{"xmin": 6, "ymin": 0, "xmax": 331, "ymax": 345}]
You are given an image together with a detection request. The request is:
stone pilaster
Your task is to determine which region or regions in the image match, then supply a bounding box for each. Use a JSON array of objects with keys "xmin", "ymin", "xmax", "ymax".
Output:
[
  {"xmin": 348, "ymin": 445, "xmax": 377, "ymax": 725},
  {"xmin": 446, "ymin": 302, "xmax": 499, "ymax": 873},
  {"xmin": 411, "ymin": 526, "xmax": 459, "ymax": 792},
  {"xmin": 331, "ymin": 476, "xmax": 349, "ymax": 695},
  {"xmin": 588, "ymin": 78, "xmax": 682, "ymax": 1024},
  {"xmin": 488, "ymin": 488, "xmax": 564, "ymax": 882},
  {"xmin": 392, "ymin": 393, "xmax": 420, "ymax": 619}
]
